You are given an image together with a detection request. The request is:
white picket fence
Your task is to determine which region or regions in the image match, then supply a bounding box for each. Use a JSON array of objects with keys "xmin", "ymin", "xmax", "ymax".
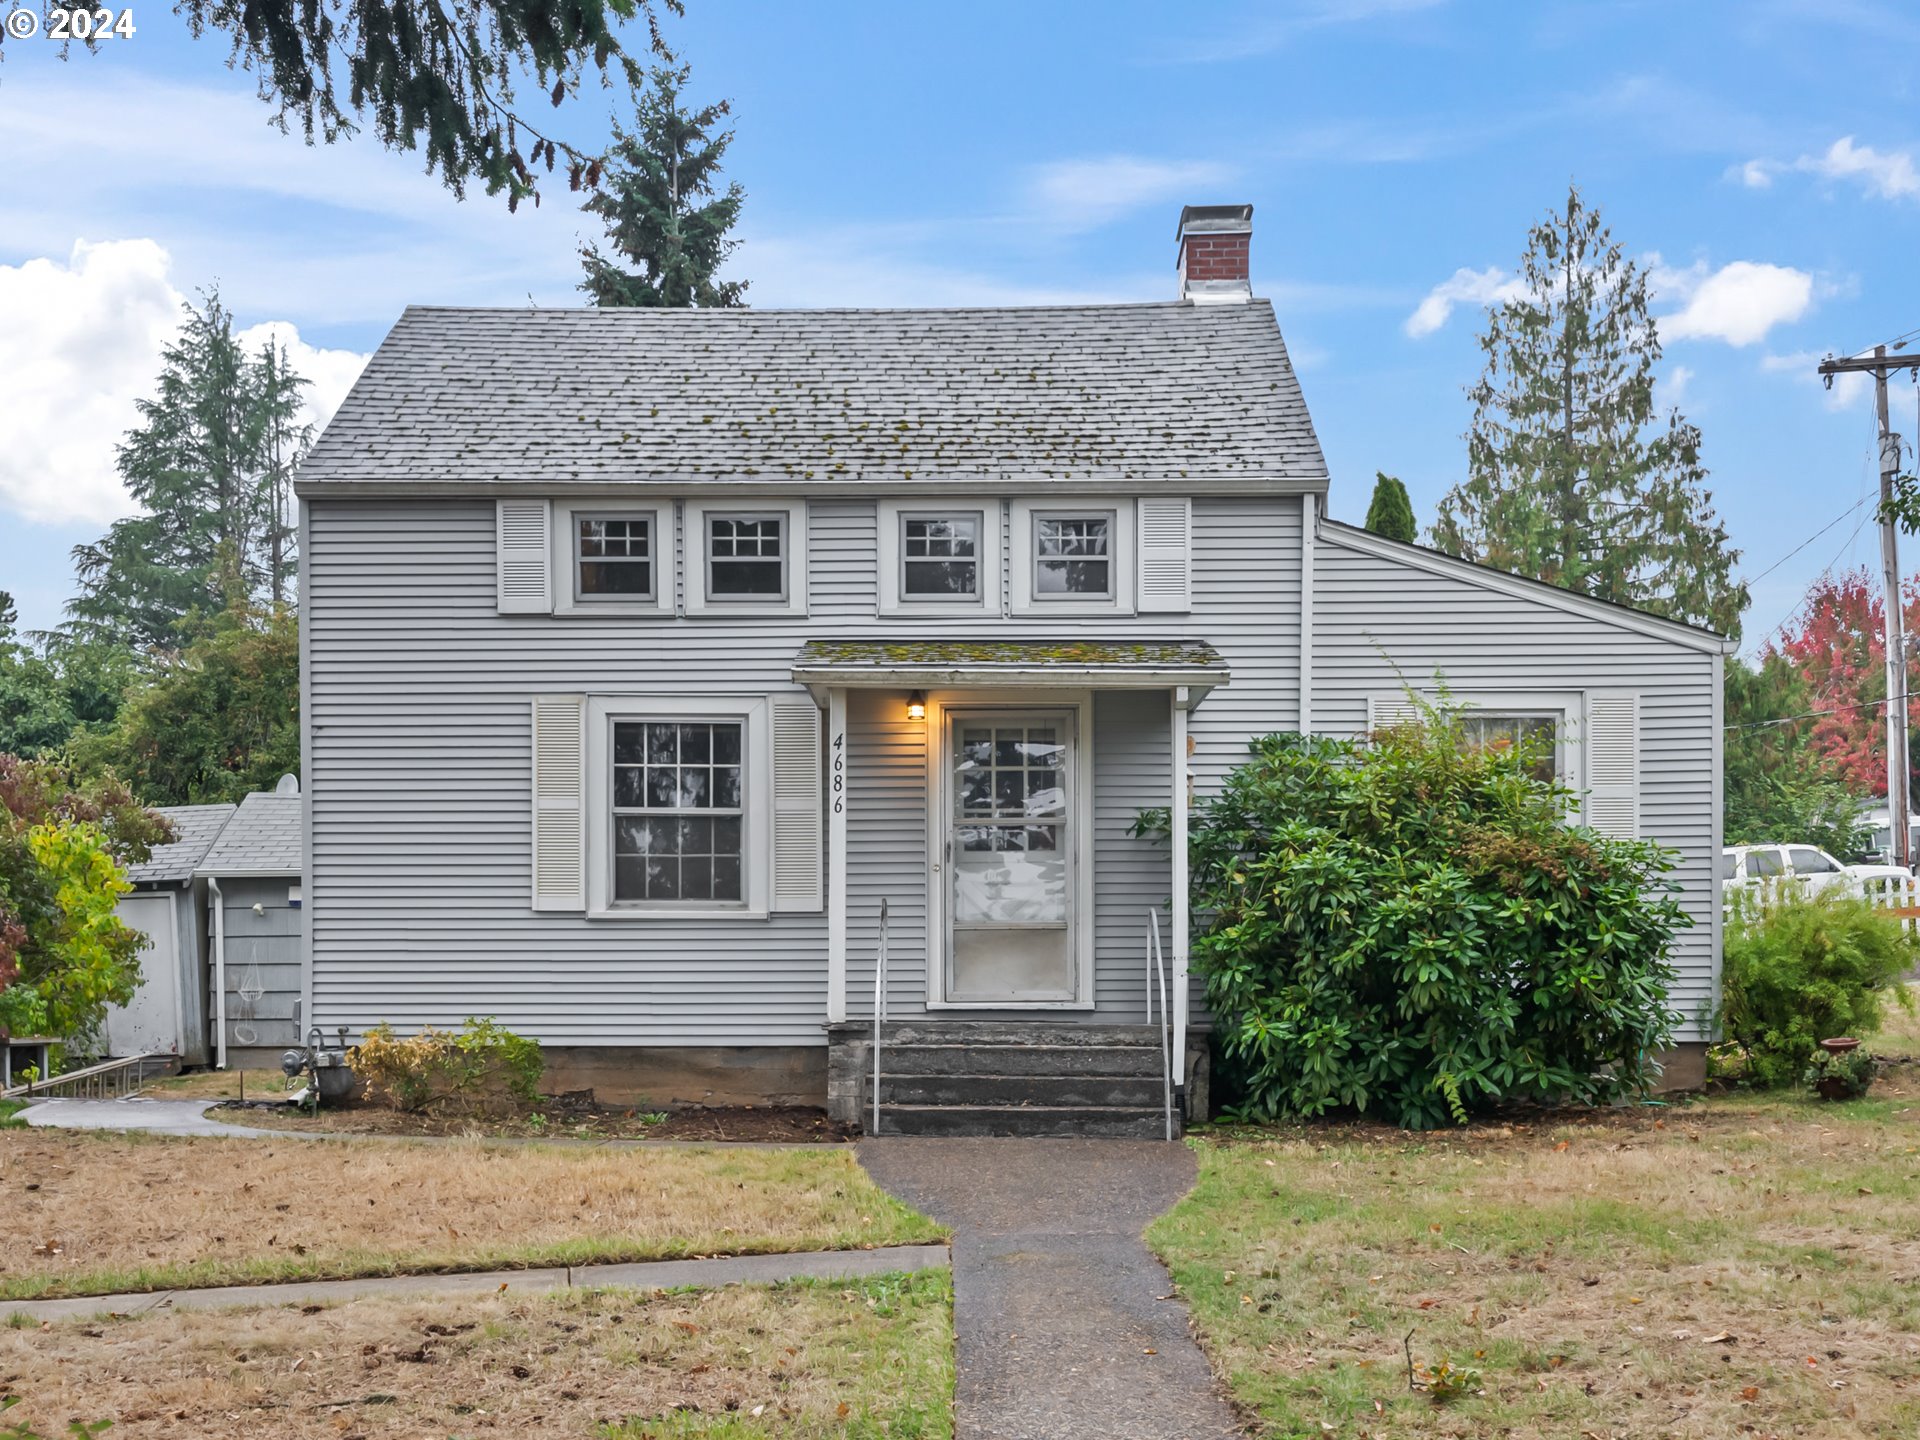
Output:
[{"xmin": 1726, "ymin": 874, "xmax": 1920, "ymax": 936}]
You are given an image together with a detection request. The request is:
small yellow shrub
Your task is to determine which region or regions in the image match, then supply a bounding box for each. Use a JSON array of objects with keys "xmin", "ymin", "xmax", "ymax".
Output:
[{"xmin": 348, "ymin": 1017, "xmax": 543, "ymax": 1115}]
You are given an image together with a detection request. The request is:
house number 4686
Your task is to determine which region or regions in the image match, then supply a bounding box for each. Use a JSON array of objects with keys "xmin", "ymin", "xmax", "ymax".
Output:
[{"xmin": 830, "ymin": 731, "xmax": 845, "ymax": 814}]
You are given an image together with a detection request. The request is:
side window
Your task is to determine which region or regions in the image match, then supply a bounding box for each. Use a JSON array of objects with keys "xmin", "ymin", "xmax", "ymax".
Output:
[
  {"xmin": 1787, "ymin": 846, "xmax": 1838, "ymax": 875},
  {"xmin": 1719, "ymin": 851, "xmax": 1737, "ymax": 882},
  {"xmin": 576, "ymin": 515, "xmax": 654, "ymax": 599},
  {"xmin": 1748, "ymin": 848, "xmax": 1785, "ymax": 878},
  {"xmin": 1459, "ymin": 713, "xmax": 1559, "ymax": 786},
  {"xmin": 1033, "ymin": 512, "xmax": 1115, "ymax": 599}
]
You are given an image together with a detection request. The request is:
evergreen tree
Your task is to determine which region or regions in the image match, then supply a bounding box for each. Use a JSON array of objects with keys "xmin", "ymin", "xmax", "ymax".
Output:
[
  {"xmin": 1431, "ymin": 187, "xmax": 1747, "ymax": 638},
  {"xmin": 5, "ymin": 0, "xmax": 678, "ymax": 207},
  {"xmin": 580, "ymin": 62, "xmax": 747, "ymax": 309},
  {"xmin": 68, "ymin": 292, "xmax": 311, "ymax": 650},
  {"xmin": 1363, "ymin": 473, "xmax": 1417, "ymax": 543}
]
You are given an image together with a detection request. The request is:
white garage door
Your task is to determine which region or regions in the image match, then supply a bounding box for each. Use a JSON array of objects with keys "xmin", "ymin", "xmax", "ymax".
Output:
[{"xmin": 106, "ymin": 892, "xmax": 181, "ymax": 1057}]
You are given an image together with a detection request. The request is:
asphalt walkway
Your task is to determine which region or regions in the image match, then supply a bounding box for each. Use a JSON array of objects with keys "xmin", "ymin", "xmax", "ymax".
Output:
[
  {"xmin": 6, "ymin": 1243, "xmax": 949, "ymax": 1323},
  {"xmin": 859, "ymin": 1137, "xmax": 1243, "ymax": 1440}
]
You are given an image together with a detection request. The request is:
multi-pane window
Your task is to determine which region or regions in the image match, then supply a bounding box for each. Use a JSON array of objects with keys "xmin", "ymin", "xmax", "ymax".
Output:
[
  {"xmin": 708, "ymin": 515, "xmax": 786, "ymax": 599},
  {"xmin": 1460, "ymin": 714, "xmax": 1558, "ymax": 785},
  {"xmin": 902, "ymin": 514, "xmax": 981, "ymax": 599},
  {"xmin": 577, "ymin": 516, "xmax": 652, "ymax": 598},
  {"xmin": 1034, "ymin": 514, "xmax": 1112, "ymax": 597},
  {"xmin": 612, "ymin": 721, "xmax": 745, "ymax": 904}
]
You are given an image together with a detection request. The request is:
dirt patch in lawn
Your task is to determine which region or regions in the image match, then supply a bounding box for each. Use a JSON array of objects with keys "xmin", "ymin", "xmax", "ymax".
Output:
[
  {"xmin": 212, "ymin": 1098, "xmax": 855, "ymax": 1144},
  {"xmin": 0, "ymin": 1270, "xmax": 953, "ymax": 1439},
  {"xmin": 0, "ymin": 1130, "xmax": 942, "ymax": 1302},
  {"xmin": 1152, "ymin": 1096, "xmax": 1920, "ymax": 1438}
]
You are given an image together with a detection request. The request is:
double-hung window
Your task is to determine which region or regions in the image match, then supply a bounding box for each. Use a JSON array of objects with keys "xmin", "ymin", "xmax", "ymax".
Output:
[
  {"xmin": 707, "ymin": 514, "xmax": 787, "ymax": 600},
  {"xmin": 575, "ymin": 515, "xmax": 654, "ymax": 599},
  {"xmin": 1458, "ymin": 713, "xmax": 1560, "ymax": 786},
  {"xmin": 1033, "ymin": 512, "xmax": 1115, "ymax": 598},
  {"xmin": 612, "ymin": 720, "xmax": 745, "ymax": 905},
  {"xmin": 902, "ymin": 514, "xmax": 982, "ymax": 600}
]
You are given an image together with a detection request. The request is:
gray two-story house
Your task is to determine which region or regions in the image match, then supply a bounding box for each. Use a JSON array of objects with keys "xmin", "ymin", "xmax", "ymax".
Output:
[{"xmin": 295, "ymin": 205, "xmax": 1729, "ymax": 1135}]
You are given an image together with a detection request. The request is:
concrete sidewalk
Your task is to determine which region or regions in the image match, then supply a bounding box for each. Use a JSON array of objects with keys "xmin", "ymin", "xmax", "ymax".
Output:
[
  {"xmin": 6, "ymin": 1244, "xmax": 951, "ymax": 1324},
  {"xmin": 19, "ymin": 1097, "xmax": 279, "ymax": 1138},
  {"xmin": 860, "ymin": 1137, "xmax": 1243, "ymax": 1440}
]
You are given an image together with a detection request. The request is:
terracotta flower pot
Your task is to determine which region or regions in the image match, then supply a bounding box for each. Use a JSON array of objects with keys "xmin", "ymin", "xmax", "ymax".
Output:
[{"xmin": 1816, "ymin": 1076, "xmax": 1855, "ymax": 1100}]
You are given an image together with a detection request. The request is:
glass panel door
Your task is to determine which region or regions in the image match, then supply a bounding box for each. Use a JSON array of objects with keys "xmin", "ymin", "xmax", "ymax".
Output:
[{"xmin": 946, "ymin": 710, "xmax": 1076, "ymax": 1002}]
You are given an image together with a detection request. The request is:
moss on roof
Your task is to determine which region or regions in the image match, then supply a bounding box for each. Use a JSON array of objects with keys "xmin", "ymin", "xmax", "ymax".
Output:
[{"xmin": 794, "ymin": 639, "xmax": 1226, "ymax": 669}]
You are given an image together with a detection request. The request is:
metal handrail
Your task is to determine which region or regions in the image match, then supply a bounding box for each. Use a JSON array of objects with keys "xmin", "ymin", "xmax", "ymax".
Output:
[
  {"xmin": 3, "ymin": 1051, "xmax": 174, "ymax": 1101},
  {"xmin": 872, "ymin": 897, "xmax": 889, "ymax": 1137},
  {"xmin": 1147, "ymin": 910, "xmax": 1173, "ymax": 1141}
]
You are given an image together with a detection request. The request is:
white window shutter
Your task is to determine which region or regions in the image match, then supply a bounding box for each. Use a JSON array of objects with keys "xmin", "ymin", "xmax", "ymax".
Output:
[
  {"xmin": 1585, "ymin": 692, "xmax": 1640, "ymax": 838},
  {"xmin": 770, "ymin": 697, "xmax": 824, "ymax": 912},
  {"xmin": 1135, "ymin": 497, "xmax": 1192, "ymax": 612},
  {"xmin": 497, "ymin": 499, "xmax": 553, "ymax": 613},
  {"xmin": 531, "ymin": 695, "xmax": 586, "ymax": 910}
]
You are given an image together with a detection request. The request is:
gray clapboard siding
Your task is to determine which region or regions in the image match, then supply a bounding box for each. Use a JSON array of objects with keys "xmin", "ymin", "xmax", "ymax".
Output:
[
  {"xmin": 306, "ymin": 494, "xmax": 1305, "ymax": 1046},
  {"xmin": 215, "ymin": 877, "xmax": 304, "ymax": 1051},
  {"xmin": 1310, "ymin": 530, "xmax": 1721, "ymax": 1036}
]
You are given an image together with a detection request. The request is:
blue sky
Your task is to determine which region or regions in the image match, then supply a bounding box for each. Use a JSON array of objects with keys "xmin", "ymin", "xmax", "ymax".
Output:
[{"xmin": 2, "ymin": 0, "xmax": 1916, "ymax": 648}]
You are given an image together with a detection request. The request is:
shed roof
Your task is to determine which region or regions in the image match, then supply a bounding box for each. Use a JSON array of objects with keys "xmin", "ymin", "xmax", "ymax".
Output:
[
  {"xmin": 124, "ymin": 803, "xmax": 237, "ymax": 885},
  {"xmin": 195, "ymin": 792, "xmax": 303, "ymax": 877},
  {"xmin": 298, "ymin": 301, "xmax": 1328, "ymax": 493}
]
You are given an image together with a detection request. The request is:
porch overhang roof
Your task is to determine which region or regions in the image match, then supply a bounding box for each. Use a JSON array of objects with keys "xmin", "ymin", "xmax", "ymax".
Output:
[{"xmin": 792, "ymin": 639, "xmax": 1229, "ymax": 708}]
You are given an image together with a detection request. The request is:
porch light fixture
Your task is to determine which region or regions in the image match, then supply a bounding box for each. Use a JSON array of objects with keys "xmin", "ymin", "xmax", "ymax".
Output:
[{"xmin": 906, "ymin": 690, "xmax": 927, "ymax": 721}]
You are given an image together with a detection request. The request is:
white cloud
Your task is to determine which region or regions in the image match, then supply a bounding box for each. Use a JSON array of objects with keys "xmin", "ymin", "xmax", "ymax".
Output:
[
  {"xmin": 0, "ymin": 240, "xmax": 370, "ymax": 527},
  {"xmin": 1172, "ymin": 0, "xmax": 1448, "ymax": 62},
  {"xmin": 1662, "ymin": 364, "xmax": 1696, "ymax": 407},
  {"xmin": 1761, "ymin": 350, "xmax": 1871, "ymax": 411},
  {"xmin": 1657, "ymin": 260, "xmax": 1813, "ymax": 346},
  {"xmin": 233, "ymin": 321, "xmax": 368, "ymax": 442},
  {"xmin": 1403, "ymin": 265, "xmax": 1526, "ymax": 338},
  {"xmin": 1736, "ymin": 135, "xmax": 1920, "ymax": 202},
  {"xmin": 1022, "ymin": 157, "xmax": 1237, "ymax": 233}
]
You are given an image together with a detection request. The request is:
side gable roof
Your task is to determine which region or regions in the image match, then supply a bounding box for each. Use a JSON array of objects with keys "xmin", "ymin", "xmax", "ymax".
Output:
[
  {"xmin": 1317, "ymin": 518, "xmax": 1736, "ymax": 655},
  {"xmin": 196, "ymin": 792, "xmax": 303, "ymax": 877},
  {"xmin": 124, "ymin": 803, "xmax": 237, "ymax": 885},
  {"xmin": 298, "ymin": 301, "xmax": 1328, "ymax": 494}
]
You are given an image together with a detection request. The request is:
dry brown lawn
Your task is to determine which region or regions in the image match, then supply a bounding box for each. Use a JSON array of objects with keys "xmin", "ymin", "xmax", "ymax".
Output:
[
  {"xmin": 1153, "ymin": 1079, "xmax": 1920, "ymax": 1438},
  {"xmin": 146, "ymin": 1068, "xmax": 295, "ymax": 1103},
  {"xmin": 0, "ymin": 1130, "xmax": 942, "ymax": 1302},
  {"xmin": 0, "ymin": 1270, "xmax": 953, "ymax": 1438}
]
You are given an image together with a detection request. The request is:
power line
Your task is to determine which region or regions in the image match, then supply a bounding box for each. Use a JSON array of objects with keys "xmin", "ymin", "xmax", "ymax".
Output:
[
  {"xmin": 1723, "ymin": 688, "xmax": 1918, "ymax": 733},
  {"xmin": 1740, "ymin": 495, "xmax": 1870, "ymax": 590}
]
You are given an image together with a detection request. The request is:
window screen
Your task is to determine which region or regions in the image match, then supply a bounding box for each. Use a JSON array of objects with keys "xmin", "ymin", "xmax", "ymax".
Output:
[
  {"xmin": 708, "ymin": 516, "xmax": 786, "ymax": 598},
  {"xmin": 902, "ymin": 515, "xmax": 981, "ymax": 599},
  {"xmin": 612, "ymin": 721, "xmax": 745, "ymax": 903},
  {"xmin": 1034, "ymin": 514, "xmax": 1112, "ymax": 597},
  {"xmin": 577, "ymin": 516, "xmax": 652, "ymax": 598}
]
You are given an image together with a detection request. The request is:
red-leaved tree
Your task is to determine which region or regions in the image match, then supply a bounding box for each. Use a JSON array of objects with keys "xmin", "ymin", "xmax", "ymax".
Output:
[{"xmin": 1772, "ymin": 568, "xmax": 1920, "ymax": 797}]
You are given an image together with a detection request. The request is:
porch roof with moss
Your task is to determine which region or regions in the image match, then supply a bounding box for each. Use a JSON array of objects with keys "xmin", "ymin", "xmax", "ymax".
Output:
[{"xmin": 791, "ymin": 639, "xmax": 1228, "ymax": 700}]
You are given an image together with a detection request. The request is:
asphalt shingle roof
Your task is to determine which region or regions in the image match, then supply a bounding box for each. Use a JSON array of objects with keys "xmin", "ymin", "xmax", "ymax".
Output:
[
  {"xmin": 795, "ymin": 639, "xmax": 1228, "ymax": 669},
  {"xmin": 195, "ymin": 792, "xmax": 303, "ymax": 876},
  {"xmin": 123, "ymin": 804, "xmax": 237, "ymax": 885},
  {"xmin": 299, "ymin": 301, "xmax": 1328, "ymax": 490}
]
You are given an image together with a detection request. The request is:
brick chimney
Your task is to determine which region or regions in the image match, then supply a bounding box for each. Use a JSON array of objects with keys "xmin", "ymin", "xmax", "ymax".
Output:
[{"xmin": 1176, "ymin": 203, "xmax": 1253, "ymax": 303}]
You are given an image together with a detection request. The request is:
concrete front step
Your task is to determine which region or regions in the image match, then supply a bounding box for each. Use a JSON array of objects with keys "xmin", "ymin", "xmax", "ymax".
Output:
[
  {"xmin": 874, "ymin": 1103, "xmax": 1173, "ymax": 1139},
  {"xmin": 880, "ymin": 1073, "xmax": 1169, "ymax": 1108},
  {"xmin": 881, "ymin": 1043, "xmax": 1164, "ymax": 1078},
  {"xmin": 869, "ymin": 1020, "xmax": 1168, "ymax": 1047}
]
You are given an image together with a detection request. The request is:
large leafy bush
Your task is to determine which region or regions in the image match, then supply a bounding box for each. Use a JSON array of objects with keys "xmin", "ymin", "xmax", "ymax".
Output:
[
  {"xmin": 1721, "ymin": 888, "xmax": 1916, "ymax": 1088},
  {"xmin": 1158, "ymin": 716, "xmax": 1686, "ymax": 1127}
]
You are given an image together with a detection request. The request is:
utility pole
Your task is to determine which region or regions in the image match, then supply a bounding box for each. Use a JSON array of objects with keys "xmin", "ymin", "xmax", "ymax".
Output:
[{"xmin": 1820, "ymin": 344, "xmax": 1920, "ymax": 867}]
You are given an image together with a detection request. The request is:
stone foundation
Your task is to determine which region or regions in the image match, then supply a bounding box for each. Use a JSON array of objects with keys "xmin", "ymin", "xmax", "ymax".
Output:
[{"xmin": 1650, "ymin": 1042, "xmax": 1710, "ymax": 1093}]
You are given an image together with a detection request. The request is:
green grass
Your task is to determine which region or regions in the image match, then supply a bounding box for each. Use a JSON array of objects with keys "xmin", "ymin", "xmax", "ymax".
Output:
[
  {"xmin": 0, "ymin": 1100, "xmax": 25, "ymax": 1129},
  {"xmin": 1151, "ymin": 1098, "xmax": 1920, "ymax": 1438}
]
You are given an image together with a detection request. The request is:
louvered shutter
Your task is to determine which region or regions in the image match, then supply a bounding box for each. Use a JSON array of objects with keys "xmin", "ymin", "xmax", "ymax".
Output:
[
  {"xmin": 770, "ymin": 697, "xmax": 824, "ymax": 912},
  {"xmin": 497, "ymin": 500, "xmax": 553, "ymax": 613},
  {"xmin": 1584, "ymin": 692, "xmax": 1640, "ymax": 838},
  {"xmin": 531, "ymin": 695, "xmax": 586, "ymax": 911},
  {"xmin": 1136, "ymin": 497, "xmax": 1192, "ymax": 613},
  {"xmin": 1367, "ymin": 695, "xmax": 1425, "ymax": 733}
]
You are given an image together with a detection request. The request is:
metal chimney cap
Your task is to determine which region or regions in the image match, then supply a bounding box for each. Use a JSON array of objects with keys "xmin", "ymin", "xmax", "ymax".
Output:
[{"xmin": 1176, "ymin": 203, "xmax": 1253, "ymax": 238}]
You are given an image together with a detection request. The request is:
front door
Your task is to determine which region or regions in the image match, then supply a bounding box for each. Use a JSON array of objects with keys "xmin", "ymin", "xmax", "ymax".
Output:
[{"xmin": 944, "ymin": 709, "xmax": 1078, "ymax": 1003}]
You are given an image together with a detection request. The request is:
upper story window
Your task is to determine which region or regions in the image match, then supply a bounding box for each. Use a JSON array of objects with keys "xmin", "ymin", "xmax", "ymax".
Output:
[
  {"xmin": 902, "ymin": 513, "xmax": 982, "ymax": 601},
  {"xmin": 576, "ymin": 515, "xmax": 654, "ymax": 599},
  {"xmin": 708, "ymin": 514, "xmax": 787, "ymax": 600},
  {"xmin": 1033, "ymin": 512, "xmax": 1115, "ymax": 599}
]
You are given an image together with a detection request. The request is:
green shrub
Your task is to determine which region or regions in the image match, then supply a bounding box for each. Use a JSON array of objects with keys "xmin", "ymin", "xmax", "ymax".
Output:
[
  {"xmin": 1804, "ymin": 1046, "xmax": 1877, "ymax": 1099},
  {"xmin": 349, "ymin": 1016, "xmax": 544, "ymax": 1115},
  {"xmin": 1722, "ymin": 889, "xmax": 1916, "ymax": 1088},
  {"xmin": 1144, "ymin": 711, "xmax": 1687, "ymax": 1128}
]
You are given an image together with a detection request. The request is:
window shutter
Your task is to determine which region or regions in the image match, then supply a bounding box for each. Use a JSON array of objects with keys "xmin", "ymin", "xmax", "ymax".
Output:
[
  {"xmin": 770, "ymin": 697, "xmax": 824, "ymax": 912},
  {"xmin": 1135, "ymin": 497, "xmax": 1192, "ymax": 612},
  {"xmin": 1367, "ymin": 695, "xmax": 1425, "ymax": 732},
  {"xmin": 497, "ymin": 499, "xmax": 553, "ymax": 613},
  {"xmin": 1585, "ymin": 692, "xmax": 1640, "ymax": 838},
  {"xmin": 531, "ymin": 695, "xmax": 586, "ymax": 910}
]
